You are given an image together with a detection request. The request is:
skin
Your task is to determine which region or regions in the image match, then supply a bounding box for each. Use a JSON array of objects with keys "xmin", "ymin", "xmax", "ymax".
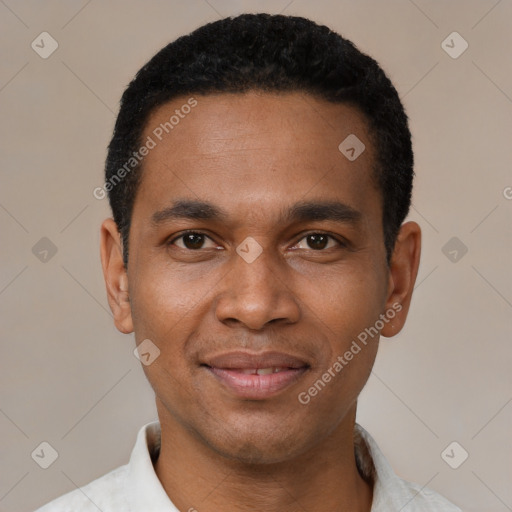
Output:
[{"xmin": 100, "ymin": 91, "xmax": 421, "ymax": 512}]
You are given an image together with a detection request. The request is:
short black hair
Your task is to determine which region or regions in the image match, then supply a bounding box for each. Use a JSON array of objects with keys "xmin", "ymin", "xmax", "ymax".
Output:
[{"xmin": 105, "ymin": 13, "xmax": 413, "ymax": 267}]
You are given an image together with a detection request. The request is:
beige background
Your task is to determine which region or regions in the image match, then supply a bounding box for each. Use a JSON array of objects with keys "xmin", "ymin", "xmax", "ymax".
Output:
[{"xmin": 1, "ymin": 1, "xmax": 511, "ymax": 511}]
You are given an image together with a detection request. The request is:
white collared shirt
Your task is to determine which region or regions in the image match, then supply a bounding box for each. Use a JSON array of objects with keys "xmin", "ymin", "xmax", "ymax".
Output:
[{"xmin": 35, "ymin": 422, "xmax": 462, "ymax": 511}]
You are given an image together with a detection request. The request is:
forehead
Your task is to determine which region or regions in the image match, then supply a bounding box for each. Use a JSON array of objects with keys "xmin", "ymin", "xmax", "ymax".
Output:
[{"xmin": 134, "ymin": 91, "xmax": 380, "ymax": 224}]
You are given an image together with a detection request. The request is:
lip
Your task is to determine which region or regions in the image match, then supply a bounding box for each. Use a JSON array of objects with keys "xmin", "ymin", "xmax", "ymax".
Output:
[{"xmin": 202, "ymin": 351, "xmax": 310, "ymax": 400}]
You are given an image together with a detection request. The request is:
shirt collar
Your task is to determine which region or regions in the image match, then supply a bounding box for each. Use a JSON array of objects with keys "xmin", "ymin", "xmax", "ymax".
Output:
[
  {"xmin": 126, "ymin": 421, "xmax": 179, "ymax": 511},
  {"xmin": 126, "ymin": 421, "xmax": 421, "ymax": 511}
]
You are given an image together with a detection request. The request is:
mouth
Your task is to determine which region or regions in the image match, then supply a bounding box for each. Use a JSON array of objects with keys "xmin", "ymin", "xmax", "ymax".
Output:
[{"xmin": 202, "ymin": 351, "xmax": 310, "ymax": 400}]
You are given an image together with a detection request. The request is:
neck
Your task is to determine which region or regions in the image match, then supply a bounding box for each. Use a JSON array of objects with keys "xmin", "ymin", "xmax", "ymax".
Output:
[{"xmin": 154, "ymin": 404, "xmax": 373, "ymax": 512}]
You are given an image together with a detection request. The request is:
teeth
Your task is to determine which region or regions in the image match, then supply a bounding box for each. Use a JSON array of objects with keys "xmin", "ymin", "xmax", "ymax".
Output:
[
  {"xmin": 256, "ymin": 367, "xmax": 274, "ymax": 375},
  {"xmin": 236, "ymin": 367, "xmax": 288, "ymax": 375}
]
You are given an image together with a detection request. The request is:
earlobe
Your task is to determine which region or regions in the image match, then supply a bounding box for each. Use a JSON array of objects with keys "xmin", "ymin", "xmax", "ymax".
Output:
[
  {"xmin": 100, "ymin": 218, "xmax": 134, "ymax": 334},
  {"xmin": 381, "ymin": 221, "xmax": 421, "ymax": 338}
]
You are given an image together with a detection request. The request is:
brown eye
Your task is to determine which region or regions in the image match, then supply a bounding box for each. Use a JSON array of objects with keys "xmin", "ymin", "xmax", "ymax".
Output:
[
  {"xmin": 294, "ymin": 233, "xmax": 340, "ymax": 251},
  {"xmin": 182, "ymin": 233, "xmax": 205, "ymax": 249},
  {"xmin": 171, "ymin": 232, "xmax": 217, "ymax": 250},
  {"xmin": 306, "ymin": 234, "xmax": 329, "ymax": 250}
]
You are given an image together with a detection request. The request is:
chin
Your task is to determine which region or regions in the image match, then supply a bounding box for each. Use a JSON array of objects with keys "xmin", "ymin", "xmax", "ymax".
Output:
[
  {"xmin": 215, "ymin": 439, "xmax": 299, "ymax": 465},
  {"xmin": 201, "ymin": 422, "xmax": 316, "ymax": 466}
]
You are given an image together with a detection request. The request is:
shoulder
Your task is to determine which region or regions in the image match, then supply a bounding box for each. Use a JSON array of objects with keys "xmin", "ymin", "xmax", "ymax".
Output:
[
  {"xmin": 354, "ymin": 424, "xmax": 462, "ymax": 511},
  {"xmin": 34, "ymin": 464, "xmax": 129, "ymax": 512},
  {"xmin": 393, "ymin": 478, "xmax": 462, "ymax": 511},
  {"xmin": 34, "ymin": 421, "xmax": 163, "ymax": 512}
]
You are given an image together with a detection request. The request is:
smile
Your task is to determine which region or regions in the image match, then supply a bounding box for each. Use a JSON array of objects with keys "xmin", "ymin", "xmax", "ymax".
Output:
[
  {"xmin": 239, "ymin": 367, "xmax": 290, "ymax": 375},
  {"xmin": 202, "ymin": 351, "xmax": 310, "ymax": 399}
]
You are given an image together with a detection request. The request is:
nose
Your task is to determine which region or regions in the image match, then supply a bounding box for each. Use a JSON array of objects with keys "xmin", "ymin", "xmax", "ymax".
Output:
[{"xmin": 214, "ymin": 248, "xmax": 301, "ymax": 331}]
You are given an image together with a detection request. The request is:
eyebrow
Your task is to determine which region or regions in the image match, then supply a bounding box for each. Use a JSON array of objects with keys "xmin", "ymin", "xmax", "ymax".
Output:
[
  {"xmin": 150, "ymin": 199, "xmax": 362, "ymax": 227},
  {"xmin": 286, "ymin": 200, "xmax": 361, "ymax": 224},
  {"xmin": 151, "ymin": 199, "xmax": 227, "ymax": 225}
]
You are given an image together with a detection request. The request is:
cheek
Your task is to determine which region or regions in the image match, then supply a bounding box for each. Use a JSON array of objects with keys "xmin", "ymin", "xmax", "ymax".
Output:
[
  {"xmin": 129, "ymin": 269, "xmax": 202, "ymax": 404},
  {"xmin": 130, "ymin": 263, "xmax": 206, "ymax": 340},
  {"xmin": 304, "ymin": 262, "xmax": 387, "ymax": 340},
  {"xmin": 298, "ymin": 274, "xmax": 382, "ymax": 418}
]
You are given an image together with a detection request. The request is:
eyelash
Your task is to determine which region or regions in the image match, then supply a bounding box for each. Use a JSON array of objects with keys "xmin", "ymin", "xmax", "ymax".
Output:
[{"xmin": 167, "ymin": 230, "xmax": 346, "ymax": 250}]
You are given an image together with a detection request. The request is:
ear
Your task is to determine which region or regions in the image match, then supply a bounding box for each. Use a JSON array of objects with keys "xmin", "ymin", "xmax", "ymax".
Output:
[
  {"xmin": 381, "ymin": 221, "xmax": 421, "ymax": 338},
  {"xmin": 100, "ymin": 218, "xmax": 134, "ymax": 334}
]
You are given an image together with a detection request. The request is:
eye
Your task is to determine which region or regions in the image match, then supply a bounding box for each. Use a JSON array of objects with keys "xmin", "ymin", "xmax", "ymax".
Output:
[
  {"xmin": 169, "ymin": 231, "xmax": 218, "ymax": 250},
  {"xmin": 293, "ymin": 233, "xmax": 342, "ymax": 251}
]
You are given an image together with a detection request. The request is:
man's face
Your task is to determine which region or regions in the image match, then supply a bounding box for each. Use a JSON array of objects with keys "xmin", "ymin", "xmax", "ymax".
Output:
[{"xmin": 124, "ymin": 92, "xmax": 393, "ymax": 463}]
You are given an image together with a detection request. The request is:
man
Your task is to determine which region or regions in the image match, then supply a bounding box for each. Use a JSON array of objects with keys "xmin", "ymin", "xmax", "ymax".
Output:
[{"xmin": 36, "ymin": 13, "xmax": 461, "ymax": 512}]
